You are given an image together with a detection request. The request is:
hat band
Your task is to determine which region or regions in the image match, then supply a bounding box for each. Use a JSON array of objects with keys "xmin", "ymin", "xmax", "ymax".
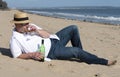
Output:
[{"xmin": 14, "ymin": 17, "xmax": 29, "ymax": 21}]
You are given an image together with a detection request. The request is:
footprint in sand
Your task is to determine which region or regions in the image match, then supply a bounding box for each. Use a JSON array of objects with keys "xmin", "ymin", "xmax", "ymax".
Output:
[
  {"xmin": 20, "ymin": 66, "xmax": 30, "ymax": 71},
  {"xmin": 94, "ymin": 73, "xmax": 101, "ymax": 77},
  {"xmin": 48, "ymin": 63, "xmax": 55, "ymax": 68},
  {"xmin": 0, "ymin": 34, "xmax": 2, "ymax": 37}
]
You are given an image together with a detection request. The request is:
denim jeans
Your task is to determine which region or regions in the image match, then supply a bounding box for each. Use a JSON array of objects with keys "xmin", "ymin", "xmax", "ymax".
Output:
[{"xmin": 47, "ymin": 25, "xmax": 108, "ymax": 65}]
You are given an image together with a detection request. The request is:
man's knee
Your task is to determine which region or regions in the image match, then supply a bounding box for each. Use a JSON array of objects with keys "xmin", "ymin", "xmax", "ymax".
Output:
[{"xmin": 69, "ymin": 25, "xmax": 78, "ymax": 31}]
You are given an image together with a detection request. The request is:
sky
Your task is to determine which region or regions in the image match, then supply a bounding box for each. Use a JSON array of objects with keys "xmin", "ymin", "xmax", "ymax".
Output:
[{"xmin": 3, "ymin": 0, "xmax": 120, "ymax": 8}]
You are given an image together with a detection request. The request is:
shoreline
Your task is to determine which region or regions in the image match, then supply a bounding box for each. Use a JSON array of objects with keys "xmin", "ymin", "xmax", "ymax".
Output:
[{"xmin": 19, "ymin": 9, "xmax": 120, "ymax": 26}]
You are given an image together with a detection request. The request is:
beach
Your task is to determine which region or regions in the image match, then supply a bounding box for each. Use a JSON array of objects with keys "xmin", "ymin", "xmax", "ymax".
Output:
[{"xmin": 0, "ymin": 10, "xmax": 120, "ymax": 77}]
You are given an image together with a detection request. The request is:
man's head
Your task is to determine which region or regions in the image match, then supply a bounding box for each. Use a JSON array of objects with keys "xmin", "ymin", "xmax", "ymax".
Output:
[{"xmin": 11, "ymin": 12, "xmax": 31, "ymax": 33}]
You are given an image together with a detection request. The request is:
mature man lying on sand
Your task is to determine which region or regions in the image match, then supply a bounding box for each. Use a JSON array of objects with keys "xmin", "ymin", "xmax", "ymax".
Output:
[{"xmin": 10, "ymin": 12, "xmax": 117, "ymax": 66}]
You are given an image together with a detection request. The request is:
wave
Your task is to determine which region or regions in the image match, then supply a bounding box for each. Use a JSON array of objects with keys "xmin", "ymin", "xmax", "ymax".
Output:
[
  {"xmin": 54, "ymin": 12, "xmax": 120, "ymax": 21},
  {"xmin": 23, "ymin": 10, "xmax": 120, "ymax": 25}
]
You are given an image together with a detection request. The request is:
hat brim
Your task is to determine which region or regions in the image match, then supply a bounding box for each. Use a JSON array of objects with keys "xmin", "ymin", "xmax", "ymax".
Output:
[{"xmin": 11, "ymin": 20, "xmax": 31, "ymax": 24}]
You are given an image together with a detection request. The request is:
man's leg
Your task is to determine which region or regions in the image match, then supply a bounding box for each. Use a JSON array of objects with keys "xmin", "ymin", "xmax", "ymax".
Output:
[
  {"xmin": 54, "ymin": 46, "xmax": 108, "ymax": 65},
  {"xmin": 56, "ymin": 25, "xmax": 83, "ymax": 49}
]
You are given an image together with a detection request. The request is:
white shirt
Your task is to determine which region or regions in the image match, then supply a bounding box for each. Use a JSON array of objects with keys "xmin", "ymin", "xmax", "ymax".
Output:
[{"xmin": 10, "ymin": 23, "xmax": 59, "ymax": 61}]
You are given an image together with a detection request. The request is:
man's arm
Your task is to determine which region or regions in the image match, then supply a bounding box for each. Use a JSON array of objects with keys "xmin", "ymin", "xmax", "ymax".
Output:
[
  {"xmin": 27, "ymin": 25, "xmax": 51, "ymax": 38},
  {"xmin": 17, "ymin": 52, "xmax": 43, "ymax": 60},
  {"xmin": 36, "ymin": 29, "xmax": 50, "ymax": 38}
]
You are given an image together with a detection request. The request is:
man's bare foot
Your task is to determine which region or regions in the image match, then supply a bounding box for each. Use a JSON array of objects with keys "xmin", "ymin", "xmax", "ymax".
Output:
[{"xmin": 107, "ymin": 60, "xmax": 117, "ymax": 66}]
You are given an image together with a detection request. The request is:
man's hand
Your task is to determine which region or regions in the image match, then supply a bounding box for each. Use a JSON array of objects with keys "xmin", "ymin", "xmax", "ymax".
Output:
[
  {"xmin": 26, "ymin": 25, "xmax": 37, "ymax": 32},
  {"xmin": 29, "ymin": 52, "xmax": 44, "ymax": 60}
]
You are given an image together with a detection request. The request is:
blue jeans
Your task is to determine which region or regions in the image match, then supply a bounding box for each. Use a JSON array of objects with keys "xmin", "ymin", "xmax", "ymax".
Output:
[{"xmin": 47, "ymin": 25, "xmax": 108, "ymax": 65}]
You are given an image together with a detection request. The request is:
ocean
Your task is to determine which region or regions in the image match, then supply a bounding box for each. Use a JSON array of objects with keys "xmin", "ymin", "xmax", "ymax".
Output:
[{"xmin": 20, "ymin": 6, "xmax": 120, "ymax": 25}]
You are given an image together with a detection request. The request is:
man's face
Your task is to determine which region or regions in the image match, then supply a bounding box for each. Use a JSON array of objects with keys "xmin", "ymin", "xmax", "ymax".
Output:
[{"xmin": 15, "ymin": 23, "xmax": 29, "ymax": 33}]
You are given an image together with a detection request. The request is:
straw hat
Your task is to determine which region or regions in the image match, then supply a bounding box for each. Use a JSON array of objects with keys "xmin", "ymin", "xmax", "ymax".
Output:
[{"xmin": 11, "ymin": 12, "xmax": 31, "ymax": 24}]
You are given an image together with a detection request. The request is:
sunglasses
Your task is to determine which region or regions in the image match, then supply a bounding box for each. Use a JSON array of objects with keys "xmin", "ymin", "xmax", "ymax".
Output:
[{"xmin": 15, "ymin": 23, "xmax": 29, "ymax": 26}]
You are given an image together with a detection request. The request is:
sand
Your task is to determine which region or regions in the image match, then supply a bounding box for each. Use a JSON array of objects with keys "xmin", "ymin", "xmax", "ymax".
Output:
[{"xmin": 0, "ymin": 10, "xmax": 120, "ymax": 77}]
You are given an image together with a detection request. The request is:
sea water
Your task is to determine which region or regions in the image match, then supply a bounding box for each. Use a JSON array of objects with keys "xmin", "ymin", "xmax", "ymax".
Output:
[{"xmin": 20, "ymin": 6, "xmax": 120, "ymax": 25}]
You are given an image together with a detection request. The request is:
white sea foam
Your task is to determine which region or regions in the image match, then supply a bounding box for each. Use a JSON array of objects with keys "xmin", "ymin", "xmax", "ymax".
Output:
[{"xmin": 52, "ymin": 12, "xmax": 120, "ymax": 21}]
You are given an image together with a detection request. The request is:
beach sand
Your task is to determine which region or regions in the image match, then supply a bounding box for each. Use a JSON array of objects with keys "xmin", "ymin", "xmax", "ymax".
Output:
[{"xmin": 0, "ymin": 10, "xmax": 120, "ymax": 77}]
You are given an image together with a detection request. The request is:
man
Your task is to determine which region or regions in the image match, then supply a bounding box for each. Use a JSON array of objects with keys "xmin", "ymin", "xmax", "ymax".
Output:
[{"xmin": 10, "ymin": 12, "xmax": 116, "ymax": 66}]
